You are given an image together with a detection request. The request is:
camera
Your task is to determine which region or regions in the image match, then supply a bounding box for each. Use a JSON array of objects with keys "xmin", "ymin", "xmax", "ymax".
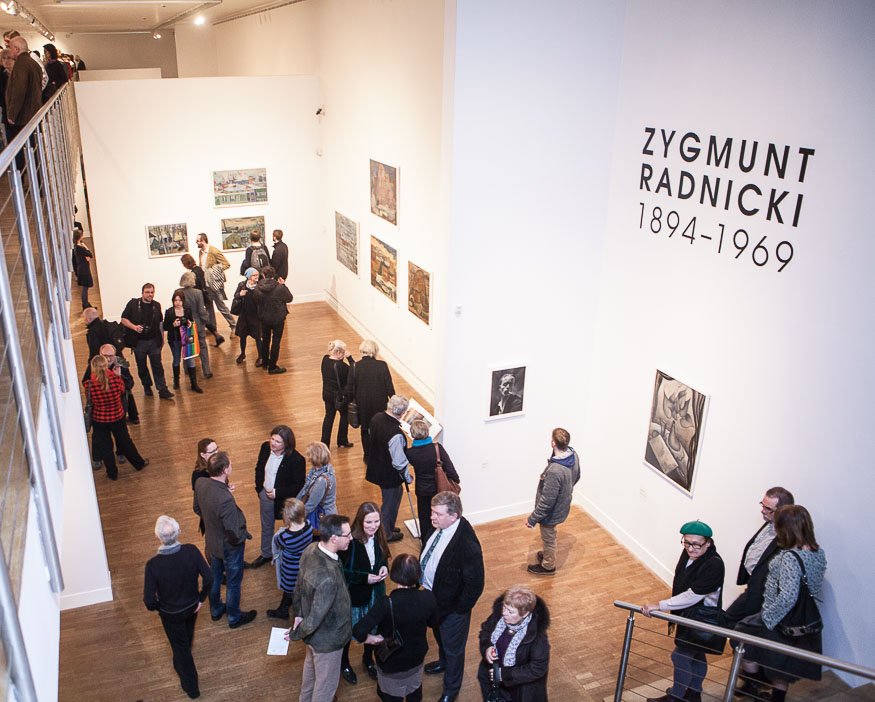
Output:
[{"xmin": 141, "ymin": 324, "xmax": 151, "ymax": 336}]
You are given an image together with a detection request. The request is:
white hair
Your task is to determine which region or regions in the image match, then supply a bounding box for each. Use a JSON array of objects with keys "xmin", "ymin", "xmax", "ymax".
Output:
[
  {"xmin": 154, "ymin": 515, "xmax": 180, "ymax": 545},
  {"xmin": 328, "ymin": 339, "xmax": 347, "ymax": 354},
  {"xmin": 387, "ymin": 394, "xmax": 409, "ymax": 417},
  {"xmin": 359, "ymin": 339, "xmax": 379, "ymax": 357}
]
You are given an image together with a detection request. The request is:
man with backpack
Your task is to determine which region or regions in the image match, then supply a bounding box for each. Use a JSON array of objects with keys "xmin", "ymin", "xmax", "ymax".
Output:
[{"xmin": 240, "ymin": 231, "xmax": 271, "ymax": 276}]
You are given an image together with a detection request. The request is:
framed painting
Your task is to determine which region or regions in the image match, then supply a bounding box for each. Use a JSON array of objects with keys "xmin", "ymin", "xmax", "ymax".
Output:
[
  {"xmin": 399, "ymin": 398, "xmax": 442, "ymax": 441},
  {"xmin": 212, "ymin": 168, "xmax": 268, "ymax": 207},
  {"xmin": 643, "ymin": 370, "xmax": 709, "ymax": 496},
  {"xmin": 370, "ymin": 236, "xmax": 397, "ymax": 303},
  {"xmin": 335, "ymin": 211, "xmax": 359, "ymax": 275},
  {"xmin": 407, "ymin": 261, "xmax": 430, "ymax": 326},
  {"xmin": 370, "ymin": 159, "xmax": 398, "ymax": 225},
  {"xmin": 221, "ymin": 215, "xmax": 265, "ymax": 252},
  {"xmin": 146, "ymin": 222, "xmax": 188, "ymax": 258},
  {"xmin": 486, "ymin": 365, "xmax": 526, "ymax": 420}
]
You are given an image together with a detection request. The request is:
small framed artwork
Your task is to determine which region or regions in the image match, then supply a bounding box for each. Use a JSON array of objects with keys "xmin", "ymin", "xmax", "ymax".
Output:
[
  {"xmin": 146, "ymin": 223, "xmax": 188, "ymax": 258},
  {"xmin": 407, "ymin": 261, "xmax": 430, "ymax": 326},
  {"xmin": 370, "ymin": 235, "xmax": 397, "ymax": 303},
  {"xmin": 370, "ymin": 159, "xmax": 398, "ymax": 225},
  {"xmin": 643, "ymin": 369, "xmax": 709, "ymax": 496},
  {"xmin": 221, "ymin": 215, "xmax": 265, "ymax": 252},
  {"xmin": 486, "ymin": 365, "xmax": 526, "ymax": 420},
  {"xmin": 335, "ymin": 211, "xmax": 359, "ymax": 275},
  {"xmin": 212, "ymin": 168, "xmax": 268, "ymax": 207},
  {"xmin": 399, "ymin": 398, "xmax": 442, "ymax": 441}
]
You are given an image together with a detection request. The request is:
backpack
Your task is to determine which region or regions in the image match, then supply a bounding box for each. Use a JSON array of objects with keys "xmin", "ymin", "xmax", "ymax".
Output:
[
  {"xmin": 104, "ymin": 320, "xmax": 126, "ymax": 353},
  {"xmin": 250, "ymin": 246, "xmax": 270, "ymax": 272}
]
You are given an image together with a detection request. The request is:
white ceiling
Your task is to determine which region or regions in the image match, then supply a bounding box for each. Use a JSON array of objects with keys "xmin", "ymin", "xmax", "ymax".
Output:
[{"xmin": 5, "ymin": 0, "xmax": 303, "ymax": 36}]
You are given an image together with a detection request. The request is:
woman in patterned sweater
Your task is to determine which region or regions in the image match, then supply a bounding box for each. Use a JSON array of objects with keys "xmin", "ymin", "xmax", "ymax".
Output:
[
  {"xmin": 735, "ymin": 505, "xmax": 827, "ymax": 701},
  {"xmin": 267, "ymin": 498, "xmax": 313, "ymax": 620}
]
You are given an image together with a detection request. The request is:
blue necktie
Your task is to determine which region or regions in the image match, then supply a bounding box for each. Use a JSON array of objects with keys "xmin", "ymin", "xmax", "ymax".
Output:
[{"xmin": 420, "ymin": 529, "xmax": 443, "ymax": 572}]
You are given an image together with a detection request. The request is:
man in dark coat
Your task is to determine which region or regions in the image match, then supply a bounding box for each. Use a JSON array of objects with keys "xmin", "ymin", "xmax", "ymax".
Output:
[
  {"xmin": 84, "ymin": 311, "xmax": 139, "ymax": 425},
  {"xmin": 724, "ymin": 486, "xmax": 794, "ymax": 627},
  {"xmin": 365, "ymin": 394, "xmax": 413, "ymax": 542},
  {"xmin": 270, "ymin": 228, "xmax": 289, "ymax": 281},
  {"xmin": 250, "ymin": 265, "xmax": 293, "ymax": 374},
  {"xmin": 120, "ymin": 283, "xmax": 174, "ymax": 399},
  {"xmin": 5, "ymin": 36, "xmax": 42, "ymax": 142},
  {"xmin": 421, "ymin": 492, "xmax": 485, "ymax": 702}
]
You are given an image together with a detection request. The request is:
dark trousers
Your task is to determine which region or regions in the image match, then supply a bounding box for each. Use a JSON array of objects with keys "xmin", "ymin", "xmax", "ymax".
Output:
[
  {"xmin": 433, "ymin": 611, "xmax": 471, "ymax": 697},
  {"xmin": 133, "ymin": 337, "xmax": 168, "ymax": 391},
  {"xmin": 378, "ymin": 688, "xmax": 422, "ymax": 702},
  {"xmin": 239, "ymin": 332, "xmax": 264, "ymax": 360},
  {"xmin": 158, "ymin": 605, "xmax": 200, "ymax": 697},
  {"xmin": 416, "ymin": 492, "xmax": 435, "ymax": 545},
  {"xmin": 209, "ymin": 543, "xmax": 245, "ymax": 625},
  {"xmin": 321, "ymin": 400, "xmax": 349, "ymax": 446},
  {"xmin": 380, "ymin": 485, "xmax": 402, "ymax": 537},
  {"xmin": 360, "ymin": 418, "xmax": 372, "ymax": 462},
  {"xmin": 127, "ymin": 393, "xmax": 139, "ymax": 422},
  {"xmin": 92, "ymin": 419, "xmax": 145, "ymax": 478},
  {"xmin": 261, "ymin": 320, "xmax": 285, "ymax": 370}
]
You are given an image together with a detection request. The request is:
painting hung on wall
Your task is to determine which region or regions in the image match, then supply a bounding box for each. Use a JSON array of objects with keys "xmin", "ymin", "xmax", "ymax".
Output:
[
  {"xmin": 399, "ymin": 398, "xmax": 442, "ymax": 441},
  {"xmin": 370, "ymin": 236, "xmax": 397, "ymax": 302},
  {"xmin": 408, "ymin": 261, "xmax": 430, "ymax": 325},
  {"xmin": 487, "ymin": 365, "xmax": 526, "ymax": 420},
  {"xmin": 335, "ymin": 211, "xmax": 359, "ymax": 275},
  {"xmin": 370, "ymin": 159, "xmax": 398, "ymax": 225},
  {"xmin": 147, "ymin": 223, "xmax": 188, "ymax": 258},
  {"xmin": 644, "ymin": 370, "xmax": 709, "ymax": 495},
  {"xmin": 221, "ymin": 216, "xmax": 265, "ymax": 251},
  {"xmin": 212, "ymin": 168, "xmax": 268, "ymax": 207}
]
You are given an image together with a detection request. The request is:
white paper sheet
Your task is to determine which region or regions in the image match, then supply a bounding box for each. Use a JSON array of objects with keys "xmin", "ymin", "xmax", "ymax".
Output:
[{"xmin": 267, "ymin": 626, "xmax": 290, "ymax": 656}]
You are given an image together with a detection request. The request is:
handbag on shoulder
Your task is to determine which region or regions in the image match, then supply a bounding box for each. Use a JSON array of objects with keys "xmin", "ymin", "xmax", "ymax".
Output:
[
  {"xmin": 83, "ymin": 385, "xmax": 93, "ymax": 432},
  {"xmin": 332, "ymin": 363, "xmax": 350, "ymax": 411},
  {"xmin": 674, "ymin": 602, "xmax": 727, "ymax": 654},
  {"xmin": 375, "ymin": 595, "xmax": 404, "ymax": 663},
  {"xmin": 777, "ymin": 551, "xmax": 823, "ymax": 638},
  {"xmin": 434, "ymin": 444, "xmax": 460, "ymax": 495}
]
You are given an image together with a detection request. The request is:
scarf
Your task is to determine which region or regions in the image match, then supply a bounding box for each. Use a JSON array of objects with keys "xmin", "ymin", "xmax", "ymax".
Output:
[
  {"xmin": 490, "ymin": 611, "xmax": 532, "ymax": 666},
  {"xmin": 157, "ymin": 542, "xmax": 181, "ymax": 555}
]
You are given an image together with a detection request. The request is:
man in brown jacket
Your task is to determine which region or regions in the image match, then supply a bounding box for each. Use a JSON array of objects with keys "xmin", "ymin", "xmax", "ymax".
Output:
[{"xmin": 6, "ymin": 36, "xmax": 42, "ymax": 141}]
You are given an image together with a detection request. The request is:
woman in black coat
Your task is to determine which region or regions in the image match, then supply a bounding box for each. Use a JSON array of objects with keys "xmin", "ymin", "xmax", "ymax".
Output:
[
  {"xmin": 249, "ymin": 425, "xmax": 306, "ymax": 569},
  {"xmin": 349, "ymin": 339, "xmax": 395, "ymax": 462},
  {"xmin": 404, "ymin": 419, "xmax": 460, "ymax": 545},
  {"xmin": 231, "ymin": 267, "xmax": 264, "ymax": 366},
  {"xmin": 353, "ymin": 554, "xmax": 438, "ymax": 702},
  {"xmin": 477, "ymin": 586, "xmax": 550, "ymax": 702},
  {"xmin": 162, "ymin": 289, "xmax": 202, "ymax": 393},
  {"xmin": 321, "ymin": 339, "xmax": 355, "ymax": 449}
]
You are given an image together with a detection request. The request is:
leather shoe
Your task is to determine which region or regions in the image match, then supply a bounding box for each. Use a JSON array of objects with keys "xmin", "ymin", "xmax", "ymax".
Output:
[
  {"xmin": 341, "ymin": 664, "xmax": 358, "ymax": 685},
  {"xmin": 269, "ymin": 366, "xmax": 287, "ymax": 375},
  {"xmin": 364, "ymin": 660, "xmax": 378, "ymax": 680},
  {"xmin": 437, "ymin": 695, "xmax": 457, "ymax": 702},
  {"xmin": 527, "ymin": 563, "xmax": 555, "ymax": 576},
  {"xmin": 134, "ymin": 459, "xmax": 150, "ymax": 471},
  {"xmin": 337, "ymin": 442, "xmax": 354, "ymax": 448},
  {"xmin": 248, "ymin": 555, "xmax": 270, "ymax": 569},
  {"xmin": 424, "ymin": 660, "xmax": 446, "ymax": 675},
  {"xmin": 266, "ymin": 608, "xmax": 289, "ymax": 620},
  {"xmin": 211, "ymin": 605, "xmax": 226, "ymax": 621},
  {"xmin": 229, "ymin": 610, "xmax": 257, "ymax": 629},
  {"xmin": 392, "ymin": 527, "xmax": 401, "ymax": 534},
  {"xmin": 236, "ymin": 354, "xmax": 246, "ymax": 364}
]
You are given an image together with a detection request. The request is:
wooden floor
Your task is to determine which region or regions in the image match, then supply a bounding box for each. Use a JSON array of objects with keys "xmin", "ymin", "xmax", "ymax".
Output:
[{"xmin": 56, "ymin": 278, "xmax": 706, "ymax": 701}]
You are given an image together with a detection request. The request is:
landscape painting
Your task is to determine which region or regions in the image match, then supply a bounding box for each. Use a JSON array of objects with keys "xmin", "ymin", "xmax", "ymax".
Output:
[
  {"xmin": 335, "ymin": 211, "xmax": 359, "ymax": 275},
  {"xmin": 370, "ymin": 159, "xmax": 398, "ymax": 225},
  {"xmin": 407, "ymin": 261, "xmax": 430, "ymax": 325},
  {"xmin": 221, "ymin": 216, "xmax": 265, "ymax": 251},
  {"xmin": 213, "ymin": 168, "xmax": 268, "ymax": 207},
  {"xmin": 370, "ymin": 236, "xmax": 397, "ymax": 302},
  {"xmin": 147, "ymin": 223, "xmax": 188, "ymax": 258}
]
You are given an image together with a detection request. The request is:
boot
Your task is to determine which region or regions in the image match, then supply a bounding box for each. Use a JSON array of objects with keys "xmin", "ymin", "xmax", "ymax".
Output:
[
  {"xmin": 172, "ymin": 366, "xmax": 180, "ymax": 389},
  {"xmin": 187, "ymin": 367, "xmax": 204, "ymax": 394},
  {"xmin": 735, "ymin": 668, "xmax": 771, "ymax": 700}
]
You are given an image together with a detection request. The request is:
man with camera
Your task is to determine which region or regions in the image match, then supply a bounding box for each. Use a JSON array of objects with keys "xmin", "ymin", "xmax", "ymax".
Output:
[{"xmin": 121, "ymin": 283, "xmax": 174, "ymax": 399}]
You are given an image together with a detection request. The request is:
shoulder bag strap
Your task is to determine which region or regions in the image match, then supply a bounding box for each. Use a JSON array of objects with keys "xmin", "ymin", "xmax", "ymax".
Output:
[
  {"xmin": 434, "ymin": 443, "xmax": 442, "ymax": 468},
  {"xmin": 788, "ymin": 550, "xmax": 810, "ymax": 590},
  {"xmin": 332, "ymin": 361, "xmax": 342, "ymax": 392},
  {"xmin": 388, "ymin": 593, "xmax": 396, "ymax": 634}
]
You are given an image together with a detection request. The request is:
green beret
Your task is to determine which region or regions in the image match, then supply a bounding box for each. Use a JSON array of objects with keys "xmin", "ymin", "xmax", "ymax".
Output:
[{"xmin": 679, "ymin": 520, "xmax": 713, "ymax": 538}]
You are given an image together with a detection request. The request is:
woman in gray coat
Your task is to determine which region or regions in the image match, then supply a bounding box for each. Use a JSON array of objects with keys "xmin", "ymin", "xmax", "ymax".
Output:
[{"xmin": 180, "ymin": 270, "xmax": 212, "ymax": 379}]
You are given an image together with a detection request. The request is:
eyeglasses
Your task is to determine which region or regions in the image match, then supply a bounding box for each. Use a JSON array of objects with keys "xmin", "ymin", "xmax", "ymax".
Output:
[
  {"xmin": 338, "ymin": 532, "xmax": 353, "ymax": 539},
  {"xmin": 759, "ymin": 501, "xmax": 776, "ymax": 514},
  {"xmin": 681, "ymin": 539, "xmax": 707, "ymax": 550}
]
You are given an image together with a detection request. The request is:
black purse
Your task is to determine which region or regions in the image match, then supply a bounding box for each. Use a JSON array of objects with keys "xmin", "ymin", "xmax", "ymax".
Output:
[
  {"xmin": 346, "ymin": 365, "xmax": 360, "ymax": 428},
  {"xmin": 375, "ymin": 595, "xmax": 404, "ymax": 664},
  {"xmin": 332, "ymin": 363, "xmax": 350, "ymax": 411},
  {"xmin": 83, "ymin": 385, "xmax": 93, "ymax": 432},
  {"xmin": 675, "ymin": 601, "xmax": 727, "ymax": 654},
  {"xmin": 777, "ymin": 551, "xmax": 823, "ymax": 638}
]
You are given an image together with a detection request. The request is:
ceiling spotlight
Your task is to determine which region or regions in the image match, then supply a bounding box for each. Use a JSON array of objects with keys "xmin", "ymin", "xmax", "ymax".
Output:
[
  {"xmin": 152, "ymin": 31, "xmax": 161, "ymax": 39},
  {"xmin": 1, "ymin": 1, "xmax": 17, "ymax": 15},
  {"xmin": 194, "ymin": 14, "xmax": 204, "ymax": 25}
]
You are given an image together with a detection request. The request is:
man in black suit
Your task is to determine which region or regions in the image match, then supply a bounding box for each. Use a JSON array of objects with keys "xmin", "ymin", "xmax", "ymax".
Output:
[
  {"xmin": 421, "ymin": 492, "xmax": 485, "ymax": 702},
  {"xmin": 270, "ymin": 228, "xmax": 289, "ymax": 282},
  {"xmin": 725, "ymin": 486, "xmax": 795, "ymax": 627}
]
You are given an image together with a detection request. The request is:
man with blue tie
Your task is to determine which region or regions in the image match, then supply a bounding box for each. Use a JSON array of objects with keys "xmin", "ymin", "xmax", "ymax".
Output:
[{"xmin": 420, "ymin": 492, "xmax": 484, "ymax": 702}]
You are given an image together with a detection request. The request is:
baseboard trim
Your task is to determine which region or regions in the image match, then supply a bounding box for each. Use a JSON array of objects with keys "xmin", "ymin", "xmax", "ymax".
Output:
[{"xmin": 60, "ymin": 584, "xmax": 113, "ymax": 610}]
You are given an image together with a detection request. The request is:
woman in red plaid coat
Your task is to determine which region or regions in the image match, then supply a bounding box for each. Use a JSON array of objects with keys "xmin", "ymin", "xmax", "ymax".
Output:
[{"xmin": 85, "ymin": 355, "xmax": 149, "ymax": 480}]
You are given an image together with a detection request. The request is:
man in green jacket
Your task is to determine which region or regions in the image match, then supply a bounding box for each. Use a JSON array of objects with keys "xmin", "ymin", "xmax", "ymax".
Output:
[
  {"xmin": 290, "ymin": 514, "xmax": 353, "ymax": 702},
  {"xmin": 525, "ymin": 427, "xmax": 581, "ymax": 575}
]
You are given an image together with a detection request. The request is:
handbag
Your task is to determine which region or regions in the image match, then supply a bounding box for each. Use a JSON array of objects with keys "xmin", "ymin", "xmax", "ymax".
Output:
[
  {"xmin": 83, "ymin": 385, "xmax": 93, "ymax": 432},
  {"xmin": 434, "ymin": 444, "xmax": 460, "ymax": 495},
  {"xmin": 301, "ymin": 475, "xmax": 328, "ymax": 534},
  {"xmin": 777, "ymin": 551, "xmax": 824, "ymax": 638},
  {"xmin": 332, "ymin": 362, "xmax": 351, "ymax": 411},
  {"xmin": 375, "ymin": 595, "xmax": 404, "ymax": 663},
  {"xmin": 675, "ymin": 601, "xmax": 727, "ymax": 655},
  {"xmin": 484, "ymin": 661, "xmax": 504, "ymax": 702},
  {"xmin": 347, "ymin": 366, "xmax": 360, "ymax": 428}
]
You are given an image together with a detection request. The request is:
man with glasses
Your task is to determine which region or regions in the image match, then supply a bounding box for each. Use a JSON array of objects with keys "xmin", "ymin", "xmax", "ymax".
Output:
[{"xmin": 289, "ymin": 514, "xmax": 353, "ymax": 702}]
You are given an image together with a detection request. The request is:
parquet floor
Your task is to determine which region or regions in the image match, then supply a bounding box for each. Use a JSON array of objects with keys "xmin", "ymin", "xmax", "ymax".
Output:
[{"xmin": 58, "ymin": 272, "xmax": 680, "ymax": 702}]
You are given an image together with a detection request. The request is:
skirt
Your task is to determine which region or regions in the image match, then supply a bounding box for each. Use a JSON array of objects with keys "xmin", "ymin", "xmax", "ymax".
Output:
[
  {"xmin": 377, "ymin": 663, "xmax": 424, "ymax": 697},
  {"xmin": 351, "ymin": 585, "xmax": 381, "ymax": 628},
  {"xmin": 735, "ymin": 617, "xmax": 823, "ymax": 682}
]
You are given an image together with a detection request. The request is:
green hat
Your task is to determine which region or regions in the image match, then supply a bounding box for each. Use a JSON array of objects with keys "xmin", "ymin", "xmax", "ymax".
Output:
[{"xmin": 679, "ymin": 520, "xmax": 713, "ymax": 538}]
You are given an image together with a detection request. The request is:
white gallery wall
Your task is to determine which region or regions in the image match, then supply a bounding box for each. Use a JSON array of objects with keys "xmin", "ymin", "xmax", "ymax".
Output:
[
  {"xmin": 58, "ymin": 32, "xmax": 179, "ymax": 78},
  {"xmin": 578, "ymin": 1, "xmax": 875, "ymax": 674},
  {"xmin": 75, "ymin": 76, "xmax": 326, "ymax": 319}
]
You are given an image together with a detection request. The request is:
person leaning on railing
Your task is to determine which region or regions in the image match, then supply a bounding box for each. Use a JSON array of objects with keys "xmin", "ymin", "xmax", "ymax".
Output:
[
  {"xmin": 641, "ymin": 520, "xmax": 725, "ymax": 702},
  {"xmin": 733, "ymin": 505, "xmax": 827, "ymax": 702}
]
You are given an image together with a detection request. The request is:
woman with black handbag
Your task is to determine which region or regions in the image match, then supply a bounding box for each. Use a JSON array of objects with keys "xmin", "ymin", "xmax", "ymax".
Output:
[
  {"xmin": 734, "ymin": 505, "xmax": 827, "ymax": 702},
  {"xmin": 642, "ymin": 520, "xmax": 725, "ymax": 702},
  {"xmin": 352, "ymin": 553, "xmax": 438, "ymax": 702},
  {"xmin": 320, "ymin": 339, "xmax": 355, "ymax": 449}
]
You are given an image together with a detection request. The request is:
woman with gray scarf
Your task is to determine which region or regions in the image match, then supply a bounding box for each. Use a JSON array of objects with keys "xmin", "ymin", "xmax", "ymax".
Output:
[{"xmin": 477, "ymin": 585, "xmax": 550, "ymax": 702}]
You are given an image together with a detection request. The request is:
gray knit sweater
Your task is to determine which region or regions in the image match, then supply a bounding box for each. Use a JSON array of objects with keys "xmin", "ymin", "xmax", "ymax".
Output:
[{"xmin": 761, "ymin": 548, "xmax": 827, "ymax": 629}]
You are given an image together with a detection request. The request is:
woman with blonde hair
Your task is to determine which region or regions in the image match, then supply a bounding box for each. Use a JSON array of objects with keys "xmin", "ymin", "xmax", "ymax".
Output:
[
  {"xmin": 296, "ymin": 442, "xmax": 338, "ymax": 530},
  {"xmin": 85, "ymin": 355, "xmax": 148, "ymax": 480},
  {"xmin": 320, "ymin": 339, "xmax": 355, "ymax": 449},
  {"xmin": 267, "ymin": 498, "xmax": 313, "ymax": 620},
  {"xmin": 351, "ymin": 339, "xmax": 395, "ymax": 462}
]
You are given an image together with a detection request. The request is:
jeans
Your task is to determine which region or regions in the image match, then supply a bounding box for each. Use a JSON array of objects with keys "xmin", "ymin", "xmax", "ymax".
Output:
[
  {"xmin": 158, "ymin": 604, "xmax": 200, "ymax": 697},
  {"xmin": 432, "ymin": 611, "xmax": 471, "ymax": 697},
  {"xmin": 132, "ymin": 337, "xmax": 168, "ymax": 391},
  {"xmin": 670, "ymin": 644, "xmax": 708, "ymax": 696},
  {"xmin": 380, "ymin": 485, "xmax": 402, "ymax": 537},
  {"xmin": 170, "ymin": 343, "xmax": 195, "ymax": 370},
  {"xmin": 262, "ymin": 320, "xmax": 286, "ymax": 370},
  {"xmin": 209, "ymin": 542, "xmax": 245, "ymax": 625},
  {"xmin": 320, "ymin": 400, "xmax": 349, "ymax": 446}
]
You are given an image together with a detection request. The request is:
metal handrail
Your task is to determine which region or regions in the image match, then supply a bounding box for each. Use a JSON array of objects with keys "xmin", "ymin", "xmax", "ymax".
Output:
[{"xmin": 613, "ymin": 600, "xmax": 875, "ymax": 681}]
